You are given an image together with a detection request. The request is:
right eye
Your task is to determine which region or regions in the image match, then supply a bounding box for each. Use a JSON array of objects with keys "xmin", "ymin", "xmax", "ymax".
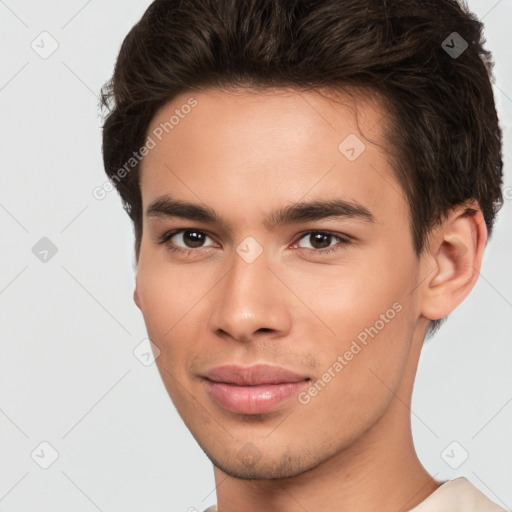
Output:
[{"xmin": 158, "ymin": 229, "xmax": 220, "ymax": 255}]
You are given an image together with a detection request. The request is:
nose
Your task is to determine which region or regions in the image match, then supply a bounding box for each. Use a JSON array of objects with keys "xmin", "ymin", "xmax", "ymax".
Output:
[{"xmin": 207, "ymin": 247, "xmax": 292, "ymax": 343}]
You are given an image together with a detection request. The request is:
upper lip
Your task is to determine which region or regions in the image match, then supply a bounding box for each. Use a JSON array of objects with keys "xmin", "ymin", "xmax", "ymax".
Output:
[{"xmin": 203, "ymin": 364, "xmax": 310, "ymax": 386}]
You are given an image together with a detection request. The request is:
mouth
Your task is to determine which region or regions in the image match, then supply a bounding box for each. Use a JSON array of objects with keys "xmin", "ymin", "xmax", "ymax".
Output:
[{"xmin": 202, "ymin": 364, "xmax": 311, "ymax": 414}]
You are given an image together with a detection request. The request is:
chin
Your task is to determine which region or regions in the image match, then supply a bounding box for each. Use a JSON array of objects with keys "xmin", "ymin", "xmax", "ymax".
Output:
[{"xmin": 202, "ymin": 444, "xmax": 322, "ymax": 481}]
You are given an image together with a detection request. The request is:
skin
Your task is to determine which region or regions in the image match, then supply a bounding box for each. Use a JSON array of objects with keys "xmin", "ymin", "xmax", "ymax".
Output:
[{"xmin": 133, "ymin": 86, "xmax": 487, "ymax": 512}]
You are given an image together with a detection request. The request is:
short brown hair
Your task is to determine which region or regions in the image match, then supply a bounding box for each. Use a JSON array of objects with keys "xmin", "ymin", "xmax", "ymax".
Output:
[{"xmin": 100, "ymin": 0, "xmax": 504, "ymax": 336}]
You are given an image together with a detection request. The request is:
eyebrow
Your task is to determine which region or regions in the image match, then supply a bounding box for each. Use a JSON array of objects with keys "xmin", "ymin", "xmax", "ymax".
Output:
[{"xmin": 146, "ymin": 195, "xmax": 375, "ymax": 230}]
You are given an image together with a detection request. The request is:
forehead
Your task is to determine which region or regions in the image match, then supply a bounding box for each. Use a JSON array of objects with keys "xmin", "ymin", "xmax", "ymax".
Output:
[
  {"xmin": 145, "ymin": 85, "xmax": 386, "ymax": 158},
  {"xmin": 139, "ymin": 86, "xmax": 406, "ymax": 226}
]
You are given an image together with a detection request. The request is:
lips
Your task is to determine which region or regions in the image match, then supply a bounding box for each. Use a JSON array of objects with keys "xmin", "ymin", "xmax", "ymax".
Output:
[
  {"xmin": 202, "ymin": 364, "xmax": 311, "ymax": 414},
  {"xmin": 204, "ymin": 364, "xmax": 309, "ymax": 385}
]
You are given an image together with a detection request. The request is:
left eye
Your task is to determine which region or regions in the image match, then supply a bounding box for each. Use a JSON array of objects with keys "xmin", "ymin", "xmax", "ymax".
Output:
[{"xmin": 295, "ymin": 232, "xmax": 344, "ymax": 250}]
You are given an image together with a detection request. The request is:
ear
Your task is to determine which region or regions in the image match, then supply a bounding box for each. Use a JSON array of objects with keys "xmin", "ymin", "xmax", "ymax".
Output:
[{"xmin": 419, "ymin": 200, "xmax": 488, "ymax": 322}]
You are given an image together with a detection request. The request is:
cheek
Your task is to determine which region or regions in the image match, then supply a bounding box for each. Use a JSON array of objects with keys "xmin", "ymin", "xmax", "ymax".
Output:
[
  {"xmin": 287, "ymin": 250, "xmax": 414, "ymax": 338},
  {"xmin": 296, "ymin": 286, "xmax": 414, "ymax": 438},
  {"xmin": 135, "ymin": 259, "xmax": 201, "ymax": 365},
  {"xmin": 136, "ymin": 247, "xmax": 208, "ymax": 329},
  {"xmin": 294, "ymin": 245, "xmax": 417, "ymax": 382}
]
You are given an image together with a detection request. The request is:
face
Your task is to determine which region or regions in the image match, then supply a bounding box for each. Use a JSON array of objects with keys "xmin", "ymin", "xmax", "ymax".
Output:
[{"xmin": 134, "ymin": 86, "xmax": 426, "ymax": 479}]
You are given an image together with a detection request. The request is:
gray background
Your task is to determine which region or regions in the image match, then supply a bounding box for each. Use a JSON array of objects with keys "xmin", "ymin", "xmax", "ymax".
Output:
[{"xmin": 0, "ymin": 0, "xmax": 511, "ymax": 510}]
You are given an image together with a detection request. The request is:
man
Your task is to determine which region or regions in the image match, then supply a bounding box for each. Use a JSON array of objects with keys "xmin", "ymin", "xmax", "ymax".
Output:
[{"xmin": 100, "ymin": 0, "xmax": 507, "ymax": 510}]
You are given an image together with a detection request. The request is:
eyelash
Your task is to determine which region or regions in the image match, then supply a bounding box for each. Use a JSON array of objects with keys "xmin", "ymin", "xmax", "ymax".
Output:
[{"xmin": 157, "ymin": 229, "xmax": 352, "ymax": 257}]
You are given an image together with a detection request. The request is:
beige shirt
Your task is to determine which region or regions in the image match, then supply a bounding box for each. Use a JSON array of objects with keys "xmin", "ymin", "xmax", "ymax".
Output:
[
  {"xmin": 408, "ymin": 477, "xmax": 508, "ymax": 512},
  {"xmin": 202, "ymin": 477, "xmax": 509, "ymax": 512}
]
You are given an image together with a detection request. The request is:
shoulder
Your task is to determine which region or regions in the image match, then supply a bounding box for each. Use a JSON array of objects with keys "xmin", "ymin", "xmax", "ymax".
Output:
[{"xmin": 409, "ymin": 477, "xmax": 508, "ymax": 512}]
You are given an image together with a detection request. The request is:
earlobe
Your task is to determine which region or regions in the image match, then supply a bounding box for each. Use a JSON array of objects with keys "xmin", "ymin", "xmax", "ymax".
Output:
[{"xmin": 420, "ymin": 203, "xmax": 487, "ymax": 321}]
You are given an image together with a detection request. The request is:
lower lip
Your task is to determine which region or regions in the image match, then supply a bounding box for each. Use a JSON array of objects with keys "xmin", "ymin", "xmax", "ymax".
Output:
[{"xmin": 204, "ymin": 379, "xmax": 310, "ymax": 414}]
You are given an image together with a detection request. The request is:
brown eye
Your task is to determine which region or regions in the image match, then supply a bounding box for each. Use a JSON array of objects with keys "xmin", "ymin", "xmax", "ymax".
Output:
[
  {"xmin": 180, "ymin": 230, "xmax": 207, "ymax": 248},
  {"xmin": 297, "ymin": 232, "xmax": 338, "ymax": 250},
  {"xmin": 293, "ymin": 231, "xmax": 352, "ymax": 256},
  {"xmin": 310, "ymin": 233, "xmax": 333, "ymax": 249},
  {"xmin": 158, "ymin": 229, "xmax": 217, "ymax": 251}
]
